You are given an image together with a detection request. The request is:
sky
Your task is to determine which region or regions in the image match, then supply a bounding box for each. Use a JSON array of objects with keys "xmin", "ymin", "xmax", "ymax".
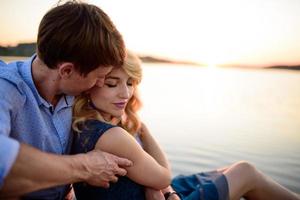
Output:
[{"xmin": 0, "ymin": 0, "xmax": 300, "ymax": 67}]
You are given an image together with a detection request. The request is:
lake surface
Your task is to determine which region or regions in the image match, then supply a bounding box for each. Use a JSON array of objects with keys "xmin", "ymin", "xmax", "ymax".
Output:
[
  {"xmin": 1, "ymin": 56, "xmax": 300, "ymax": 193},
  {"xmin": 139, "ymin": 63, "xmax": 300, "ymax": 193}
]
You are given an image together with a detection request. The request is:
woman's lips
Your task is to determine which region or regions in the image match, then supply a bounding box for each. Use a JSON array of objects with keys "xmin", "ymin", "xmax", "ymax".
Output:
[{"xmin": 113, "ymin": 102, "xmax": 127, "ymax": 109}]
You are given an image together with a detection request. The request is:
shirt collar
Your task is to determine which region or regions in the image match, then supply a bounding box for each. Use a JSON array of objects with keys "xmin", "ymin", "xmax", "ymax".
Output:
[{"xmin": 19, "ymin": 54, "xmax": 74, "ymax": 109}]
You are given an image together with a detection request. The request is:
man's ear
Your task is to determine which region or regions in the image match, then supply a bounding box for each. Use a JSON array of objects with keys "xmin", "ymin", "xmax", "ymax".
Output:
[{"xmin": 57, "ymin": 62, "xmax": 75, "ymax": 79}]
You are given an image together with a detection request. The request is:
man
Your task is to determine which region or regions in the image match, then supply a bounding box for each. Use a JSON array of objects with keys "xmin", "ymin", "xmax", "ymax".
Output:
[{"xmin": 0, "ymin": 1, "xmax": 132, "ymax": 199}]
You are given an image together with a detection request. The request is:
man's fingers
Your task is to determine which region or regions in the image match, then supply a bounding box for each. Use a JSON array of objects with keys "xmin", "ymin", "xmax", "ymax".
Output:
[
  {"xmin": 113, "ymin": 167, "xmax": 127, "ymax": 176},
  {"xmin": 100, "ymin": 181, "xmax": 110, "ymax": 188},
  {"xmin": 114, "ymin": 156, "xmax": 133, "ymax": 167},
  {"xmin": 110, "ymin": 175, "xmax": 118, "ymax": 183},
  {"xmin": 109, "ymin": 154, "xmax": 133, "ymax": 176}
]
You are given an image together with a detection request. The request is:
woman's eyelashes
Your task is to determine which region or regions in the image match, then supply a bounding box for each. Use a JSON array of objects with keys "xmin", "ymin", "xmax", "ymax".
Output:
[
  {"xmin": 105, "ymin": 83, "xmax": 117, "ymax": 88},
  {"xmin": 105, "ymin": 80, "xmax": 133, "ymax": 88},
  {"xmin": 104, "ymin": 79, "xmax": 117, "ymax": 87}
]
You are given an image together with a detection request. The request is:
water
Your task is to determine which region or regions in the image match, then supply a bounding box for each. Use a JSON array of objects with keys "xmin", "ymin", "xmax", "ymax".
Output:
[
  {"xmin": 2, "ymin": 56, "xmax": 300, "ymax": 193},
  {"xmin": 139, "ymin": 63, "xmax": 300, "ymax": 193}
]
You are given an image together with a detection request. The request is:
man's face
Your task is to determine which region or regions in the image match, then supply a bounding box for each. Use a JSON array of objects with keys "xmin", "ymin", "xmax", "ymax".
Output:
[{"xmin": 60, "ymin": 66, "xmax": 113, "ymax": 96}]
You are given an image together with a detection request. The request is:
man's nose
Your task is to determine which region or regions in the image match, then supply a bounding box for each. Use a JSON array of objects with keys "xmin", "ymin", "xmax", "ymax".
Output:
[{"xmin": 95, "ymin": 78, "xmax": 105, "ymax": 87}]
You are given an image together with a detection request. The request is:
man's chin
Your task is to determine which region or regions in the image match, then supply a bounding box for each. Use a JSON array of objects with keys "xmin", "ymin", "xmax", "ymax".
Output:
[{"xmin": 72, "ymin": 89, "xmax": 91, "ymax": 96}]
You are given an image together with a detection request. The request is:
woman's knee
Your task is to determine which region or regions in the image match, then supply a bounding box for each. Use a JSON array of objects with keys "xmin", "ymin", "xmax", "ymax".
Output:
[
  {"xmin": 233, "ymin": 161, "xmax": 261, "ymax": 184},
  {"xmin": 224, "ymin": 161, "xmax": 259, "ymax": 199},
  {"xmin": 233, "ymin": 161, "xmax": 257, "ymax": 173}
]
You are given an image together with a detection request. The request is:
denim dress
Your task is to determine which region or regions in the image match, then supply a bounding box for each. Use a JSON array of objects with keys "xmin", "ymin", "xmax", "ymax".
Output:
[
  {"xmin": 72, "ymin": 119, "xmax": 229, "ymax": 200},
  {"xmin": 72, "ymin": 120, "xmax": 145, "ymax": 200}
]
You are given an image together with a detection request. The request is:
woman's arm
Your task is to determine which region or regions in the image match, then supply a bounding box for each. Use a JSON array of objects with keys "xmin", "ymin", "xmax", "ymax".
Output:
[
  {"xmin": 138, "ymin": 123, "xmax": 178, "ymax": 199},
  {"xmin": 139, "ymin": 123, "xmax": 170, "ymax": 172},
  {"xmin": 95, "ymin": 127, "xmax": 172, "ymax": 190}
]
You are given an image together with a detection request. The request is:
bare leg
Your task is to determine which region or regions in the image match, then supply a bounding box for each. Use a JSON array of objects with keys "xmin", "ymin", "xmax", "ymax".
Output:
[{"xmin": 223, "ymin": 161, "xmax": 300, "ymax": 200}]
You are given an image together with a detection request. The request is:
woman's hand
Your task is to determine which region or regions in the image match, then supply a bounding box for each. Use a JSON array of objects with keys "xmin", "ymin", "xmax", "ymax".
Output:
[
  {"xmin": 162, "ymin": 186, "xmax": 181, "ymax": 200},
  {"xmin": 145, "ymin": 187, "xmax": 164, "ymax": 200},
  {"xmin": 166, "ymin": 192, "xmax": 181, "ymax": 200},
  {"xmin": 64, "ymin": 185, "xmax": 75, "ymax": 200}
]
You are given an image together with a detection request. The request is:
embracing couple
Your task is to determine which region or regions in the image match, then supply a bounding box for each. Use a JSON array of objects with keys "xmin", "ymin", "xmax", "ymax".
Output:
[{"xmin": 0, "ymin": 1, "xmax": 299, "ymax": 200}]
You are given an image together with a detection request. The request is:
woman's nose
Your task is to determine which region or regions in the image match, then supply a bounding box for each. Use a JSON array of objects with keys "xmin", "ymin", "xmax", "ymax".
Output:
[{"xmin": 119, "ymin": 85, "xmax": 130, "ymax": 99}]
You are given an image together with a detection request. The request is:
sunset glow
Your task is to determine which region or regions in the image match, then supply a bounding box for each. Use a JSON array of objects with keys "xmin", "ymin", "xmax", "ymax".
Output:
[{"xmin": 0, "ymin": 0, "xmax": 300, "ymax": 67}]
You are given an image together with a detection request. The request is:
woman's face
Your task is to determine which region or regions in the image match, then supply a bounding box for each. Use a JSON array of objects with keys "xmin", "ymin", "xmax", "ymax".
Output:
[{"xmin": 90, "ymin": 68, "xmax": 134, "ymax": 120}]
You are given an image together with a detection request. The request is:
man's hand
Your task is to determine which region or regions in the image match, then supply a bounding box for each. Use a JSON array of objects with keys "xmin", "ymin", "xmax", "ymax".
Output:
[
  {"xmin": 80, "ymin": 149, "xmax": 133, "ymax": 188},
  {"xmin": 145, "ymin": 187, "xmax": 164, "ymax": 200}
]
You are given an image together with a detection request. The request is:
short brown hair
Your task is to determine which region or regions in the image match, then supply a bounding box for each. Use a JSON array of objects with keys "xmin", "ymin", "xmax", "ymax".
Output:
[{"xmin": 37, "ymin": 1, "xmax": 125, "ymax": 76}]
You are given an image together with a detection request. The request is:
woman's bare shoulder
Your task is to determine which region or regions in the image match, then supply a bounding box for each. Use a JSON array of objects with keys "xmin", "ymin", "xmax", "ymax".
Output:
[{"xmin": 94, "ymin": 126, "xmax": 143, "ymax": 156}]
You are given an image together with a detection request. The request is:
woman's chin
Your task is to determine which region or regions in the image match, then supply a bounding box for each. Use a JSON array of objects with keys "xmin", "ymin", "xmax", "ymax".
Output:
[{"xmin": 113, "ymin": 111, "xmax": 124, "ymax": 118}]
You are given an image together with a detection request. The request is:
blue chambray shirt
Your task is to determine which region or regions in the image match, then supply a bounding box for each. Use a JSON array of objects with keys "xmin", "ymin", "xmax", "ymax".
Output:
[
  {"xmin": 0, "ymin": 135, "xmax": 20, "ymax": 188},
  {"xmin": 0, "ymin": 55, "xmax": 74, "ymax": 199}
]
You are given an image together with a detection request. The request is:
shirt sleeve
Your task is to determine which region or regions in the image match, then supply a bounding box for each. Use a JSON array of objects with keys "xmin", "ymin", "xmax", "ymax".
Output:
[
  {"xmin": 0, "ymin": 135, "xmax": 20, "ymax": 188},
  {"xmin": 0, "ymin": 61, "xmax": 22, "ymax": 187},
  {"xmin": 0, "ymin": 80, "xmax": 14, "ymax": 136}
]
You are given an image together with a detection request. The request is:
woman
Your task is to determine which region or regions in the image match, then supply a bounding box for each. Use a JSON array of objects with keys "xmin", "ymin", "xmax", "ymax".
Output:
[{"xmin": 72, "ymin": 51, "xmax": 300, "ymax": 200}]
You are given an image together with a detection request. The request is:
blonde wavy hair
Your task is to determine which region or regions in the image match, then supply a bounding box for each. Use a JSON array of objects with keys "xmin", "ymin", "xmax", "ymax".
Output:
[{"xmin": 72, "ymin": 50, "xmax": 143, "ymax": 135}]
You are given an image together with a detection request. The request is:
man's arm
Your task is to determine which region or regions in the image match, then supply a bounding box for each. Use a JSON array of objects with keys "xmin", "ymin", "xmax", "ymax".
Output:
[{"xmin": 0, "ymin": 142, "xmax": 132, "ymax": 199}]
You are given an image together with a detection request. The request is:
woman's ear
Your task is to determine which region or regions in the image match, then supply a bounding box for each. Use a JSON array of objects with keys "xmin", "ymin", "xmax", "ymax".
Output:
[{"xmin": 57, "ymin": 62, "xmax": 75, "ymax": 79}]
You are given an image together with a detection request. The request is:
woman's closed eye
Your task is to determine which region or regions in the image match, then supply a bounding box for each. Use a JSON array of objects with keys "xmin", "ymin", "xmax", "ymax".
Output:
[
  {"xmin": 105, "ymin": 79, "xmax": 118, "ymax": 87},
  {"xmin": 105, "ymin": 83, "xmax": 117, "ymax": 88},
  {"xmin": 104, "ymin": 76, "xmax": 134, "ymax": 88}
]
